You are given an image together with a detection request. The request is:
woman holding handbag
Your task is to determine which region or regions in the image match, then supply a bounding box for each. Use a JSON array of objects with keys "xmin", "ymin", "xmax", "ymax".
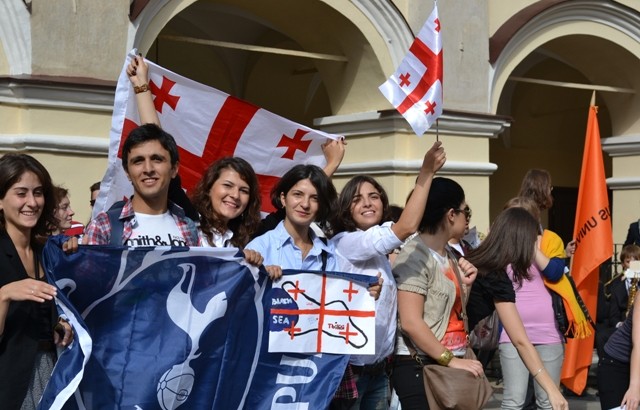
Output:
[
  {"xmin": 391, "ymin": 177, "xmax": 482, "ymax": 409},
  {"xmin": 465, "ymin": 207, "xmax": 568, "ymax": 410}
]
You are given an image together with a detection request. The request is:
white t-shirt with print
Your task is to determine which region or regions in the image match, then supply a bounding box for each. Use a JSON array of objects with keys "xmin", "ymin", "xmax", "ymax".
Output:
[{"xmin": 126, "ymin": 212, "xmax": 187, "ymax": 247}]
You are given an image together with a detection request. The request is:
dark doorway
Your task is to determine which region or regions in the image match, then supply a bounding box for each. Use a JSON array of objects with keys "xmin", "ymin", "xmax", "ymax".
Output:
[{"xmin": 548, "ymin": 186, "xmax": 578, "ymax": 247}]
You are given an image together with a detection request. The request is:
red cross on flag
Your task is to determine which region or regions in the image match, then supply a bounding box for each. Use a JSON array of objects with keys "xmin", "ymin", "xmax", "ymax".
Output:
[
  {"xmin": 379, "ymin": 2, "xmax": 443, "ymax": 136},
  {"xmin": 96, "ymin": 51, "xmax": 342, "ymax": 215}
]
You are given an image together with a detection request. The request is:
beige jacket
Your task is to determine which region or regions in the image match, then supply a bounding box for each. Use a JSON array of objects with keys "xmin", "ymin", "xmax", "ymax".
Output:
[{"xmin": 393, "ymin": 236, "xmax": 460, "ymax": 355}]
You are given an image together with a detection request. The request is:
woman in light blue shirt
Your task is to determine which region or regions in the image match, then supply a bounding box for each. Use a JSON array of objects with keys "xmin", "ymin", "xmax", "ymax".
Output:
[{"xmin": 245, "ymin": 164, "xmax": 339, "ymax": 277}]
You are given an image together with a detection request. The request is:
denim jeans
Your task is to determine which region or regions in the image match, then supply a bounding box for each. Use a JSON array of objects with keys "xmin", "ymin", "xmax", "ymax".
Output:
[
  {"xmin": 499, "ymin": 342, "xmax": 564, "ymax": 410},
  {"xmin": 351, "ymin": 371, "xmax": 391, "ymax": 410}
]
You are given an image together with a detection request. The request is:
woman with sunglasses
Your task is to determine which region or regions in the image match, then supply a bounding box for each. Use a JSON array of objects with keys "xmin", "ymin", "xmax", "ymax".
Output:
[{"xmin": 391, "ymin": 177, "xmax": 481, "ymax": 409}]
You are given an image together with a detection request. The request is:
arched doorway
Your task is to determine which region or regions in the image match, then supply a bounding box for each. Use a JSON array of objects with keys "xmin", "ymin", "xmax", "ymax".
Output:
[{"xmin": 490, "ymin": 1, "xmax": 640, "ymax": 247}]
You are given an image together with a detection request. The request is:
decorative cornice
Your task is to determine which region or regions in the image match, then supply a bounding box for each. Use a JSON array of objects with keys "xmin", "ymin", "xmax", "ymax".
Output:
[
  {"xmin": 349, "ymin": 0, "xmax": 414, "ymax": 67},
  {"xmin": 602, "ymin": 135, "xmax": 640, "ymax": 157},
  {"xmin": 0, "ymin": 76, "xmax": 115, "ymax": 112},
  {"xmin": 607, "ymin": 177, "xmax": 640, "ymax": 190},
  {"xmin": 314, "ymin": 110, "xmax": 511, "ymax": 139},
  {"xmin": 0, "ymin": 134, "xmax": 109, "ymax": 156},
  {"xmin": 335, "ymin": 160, "xmax": 497, "ymax": 177}
]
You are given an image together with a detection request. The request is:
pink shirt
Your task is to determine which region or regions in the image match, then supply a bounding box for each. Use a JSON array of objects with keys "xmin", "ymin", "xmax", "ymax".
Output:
[{"xmin": 499, "ymin": 264, "xmax": 562, "ymax": 345}]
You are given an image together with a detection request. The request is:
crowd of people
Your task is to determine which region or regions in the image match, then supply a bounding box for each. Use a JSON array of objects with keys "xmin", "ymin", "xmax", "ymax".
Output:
[{"xmin": 0, "ymin": 55, "xmax": 637, "ymax": 410}]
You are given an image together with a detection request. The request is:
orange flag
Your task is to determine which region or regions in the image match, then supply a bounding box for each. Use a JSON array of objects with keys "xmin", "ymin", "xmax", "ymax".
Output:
[{"xmin": 561, "ymin": 92, "xmax": 613, "ymax": 394}]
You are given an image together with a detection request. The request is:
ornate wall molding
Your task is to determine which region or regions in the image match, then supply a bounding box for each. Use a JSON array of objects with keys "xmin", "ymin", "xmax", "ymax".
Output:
[
  {"xmin": 0, "ymin": 76, "xmax": 115, "ymax": 112},
  {"xmin": 315, "ymin": 109, "xmax": 511, "ymax": 139},
  {"xmin": 0, "ymin": 134, "xmax": 108, "ymax": 156},
  {"xmin": 602, "ymin": 135, "xmax": 640, "ymax": 157}
]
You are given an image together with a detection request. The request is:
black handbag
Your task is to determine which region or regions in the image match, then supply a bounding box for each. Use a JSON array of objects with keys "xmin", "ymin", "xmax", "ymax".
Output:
[{"xmin": 550, "ymin": 289, "xmax": 570, "ymax": 338}]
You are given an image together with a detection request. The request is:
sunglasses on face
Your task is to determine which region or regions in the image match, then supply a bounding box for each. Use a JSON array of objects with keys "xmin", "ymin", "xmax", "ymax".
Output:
[{"xmin": 453, "ymin": 206, "xmax": 472, "ymax": 221}]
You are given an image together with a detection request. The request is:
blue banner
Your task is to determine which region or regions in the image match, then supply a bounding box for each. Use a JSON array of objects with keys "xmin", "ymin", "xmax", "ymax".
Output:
[{"xmin": 39, "ymin": 239, "xmax": 361, "ymax": 410}]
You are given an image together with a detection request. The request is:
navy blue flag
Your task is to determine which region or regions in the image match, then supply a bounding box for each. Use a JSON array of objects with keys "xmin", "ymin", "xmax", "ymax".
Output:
[{"xmin": 38, "ymin": 239, "xmax": 369, "ymax": 410}]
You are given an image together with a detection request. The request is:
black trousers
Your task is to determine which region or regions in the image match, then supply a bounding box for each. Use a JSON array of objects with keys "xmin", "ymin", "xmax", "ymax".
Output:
[
  {"xmin": 391, "ymin": 357, "xmax": 430, "ymax": 410},
  {"xmin": 597, "ymin": 352, "xmax": 630, "ymax": 410}
]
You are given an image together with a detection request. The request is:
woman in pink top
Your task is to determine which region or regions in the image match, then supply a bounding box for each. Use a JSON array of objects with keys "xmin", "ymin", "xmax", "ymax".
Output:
[{"xmin": 499, "ymin": 197, "xmax": 566, "ymax": 410}]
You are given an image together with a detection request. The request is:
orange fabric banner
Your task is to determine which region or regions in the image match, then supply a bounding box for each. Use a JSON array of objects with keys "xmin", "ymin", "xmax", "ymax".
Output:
[{"xmin": 560, "ymin": 101, "xmax": 613, "ymax": 394}]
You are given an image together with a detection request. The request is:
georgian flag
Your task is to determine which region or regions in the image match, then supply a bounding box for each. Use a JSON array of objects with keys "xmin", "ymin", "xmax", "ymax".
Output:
[
  {"xmin": 379, "ymin": 2, "xmax": 443, "ymax": 136},
  {"xmin": 96, "ymin": 51, "xmax": 341, "ymax": 215}
]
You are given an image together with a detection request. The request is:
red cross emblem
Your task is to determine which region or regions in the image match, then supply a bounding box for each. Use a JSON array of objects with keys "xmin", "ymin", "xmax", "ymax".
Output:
[
  {"xmin": 424, "ymin": 100, "xmax": 437, "ymax": 116},
  {"xmin": 339, "ymin": 323, "xmax": 358, "ymax": 344},
  {"xmin": 288, "ymin": 280, "xmax": 306, "ymax": 301},
  {"xmin": 150, "ymin": 76, "xmax": 181, "ymax": 114},
  {"xmin": 342, "ymin": 282, "xmax": 359, "ymax": 302},
  {"xmin": 399, "ymin": 73, "xmax": 411, "ymax": 87},
  {"xmin": 277, "ymin": 129, "xmax": 312, "ymax": 160},
  {"xmin": 284, "ymin": 321, "xmax": 301, "ymax": 340}
]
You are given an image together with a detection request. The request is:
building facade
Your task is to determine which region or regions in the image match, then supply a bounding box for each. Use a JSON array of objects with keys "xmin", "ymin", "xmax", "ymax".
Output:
[{"xmin": 1, "ymin": 0, "xmax": 639, "ymax": 253}]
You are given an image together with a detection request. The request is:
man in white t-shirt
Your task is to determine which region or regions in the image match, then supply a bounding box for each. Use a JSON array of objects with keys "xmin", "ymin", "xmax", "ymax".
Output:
[{"xmin": 83, "ymin": 124, "xmax": 199, "ymax": 246}]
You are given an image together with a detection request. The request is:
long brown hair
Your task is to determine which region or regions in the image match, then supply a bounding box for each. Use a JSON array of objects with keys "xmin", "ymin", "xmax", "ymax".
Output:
[
  {"xmin": 191, "ymin": 157, "xmax": 261, "ymax": 248},
  {"xmin": 466, "ymin": 207, "xmax": 539, "ymax": 287},
  {"xmin": 518, "ymin": 169, "xmax": 553, "ymax": 211},
  {"xmin": 330, "ymin": 175, "xmax": 391, "ymax": 235},
  {"xmin": 0, "ymin": 154, "xmax": 56, "ymax": 242}
]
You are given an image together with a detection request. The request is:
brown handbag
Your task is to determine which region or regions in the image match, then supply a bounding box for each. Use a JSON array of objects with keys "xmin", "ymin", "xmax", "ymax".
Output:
[{"xmin": 404, "ymin": 249, "xmax": 493, "ymax": 409}]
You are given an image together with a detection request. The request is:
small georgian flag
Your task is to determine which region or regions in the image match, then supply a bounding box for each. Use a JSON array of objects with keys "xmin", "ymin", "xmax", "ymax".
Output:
[{"xmin": 379, "ymin": 2, "xmax": 443, "ymax": 136}]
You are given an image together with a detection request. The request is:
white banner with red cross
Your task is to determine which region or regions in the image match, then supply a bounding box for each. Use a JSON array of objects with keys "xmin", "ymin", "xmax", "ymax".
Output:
[
  {"xmin": 268, "ymin": 270, "xmax": 376, "ymax": 355},
  {"xmin": 96, "ymin": 50, "xmax": 341, "ymax": 216}
]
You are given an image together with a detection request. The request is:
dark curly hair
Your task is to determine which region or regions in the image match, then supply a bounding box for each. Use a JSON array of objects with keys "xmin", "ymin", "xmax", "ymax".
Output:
[{"xmin": 190, "ymin": 157, "xmax": 261, "ymax": 248}]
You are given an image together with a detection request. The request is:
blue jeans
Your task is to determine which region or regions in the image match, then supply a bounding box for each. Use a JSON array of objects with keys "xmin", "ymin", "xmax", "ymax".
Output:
[
  {"xmin": 499, "ymin": 342, "xmax": 564, "ymax": 410},
  {"xmin": 352, "ymin": 370, "xmax": 391, "ymax": 410}
]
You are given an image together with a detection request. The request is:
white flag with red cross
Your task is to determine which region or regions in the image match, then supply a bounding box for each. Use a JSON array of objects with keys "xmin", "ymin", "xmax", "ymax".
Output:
[
  {"xmin": 379, "ymin": 2, "xmax": 443, "ymax": 136},
  {"xmin": 96, "ymin": 50, "xmax": 341, "ymax": 215}
]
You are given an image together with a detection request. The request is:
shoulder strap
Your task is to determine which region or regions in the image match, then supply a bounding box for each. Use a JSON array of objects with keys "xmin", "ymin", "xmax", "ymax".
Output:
[
  {"xmin": 319, "ymin": 236, "xmax": 328, "ymax": 272},
  {"xmin": 106, "ymin": 200, "xmax": 126, "ymax": 246}
]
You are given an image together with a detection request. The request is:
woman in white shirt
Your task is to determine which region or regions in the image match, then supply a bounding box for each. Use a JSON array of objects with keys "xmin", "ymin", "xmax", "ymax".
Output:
[
  {"xmin": 190, "ymin": 157, "xmax": 261, "ymax": 252},
  {"xmin": 329, "ymin": 141, "xmax": 445, "ymax": 409}
]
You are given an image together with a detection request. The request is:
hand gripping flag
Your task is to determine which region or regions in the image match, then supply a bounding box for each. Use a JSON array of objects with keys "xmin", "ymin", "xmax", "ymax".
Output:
[
  {"xmin": 96, "ymin": 51, "xmax": 342, "ymax": 215},
  {"xmin": 38, "ymin": 238, "xmax": 365, "ymax": 410},
  {"xmin": 561, "ymin": 93, "xmax": 613, "ymax": 394},
  {"xmin": 379, "ymin": 1, "xmax": 443, "ymax": 136}
]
